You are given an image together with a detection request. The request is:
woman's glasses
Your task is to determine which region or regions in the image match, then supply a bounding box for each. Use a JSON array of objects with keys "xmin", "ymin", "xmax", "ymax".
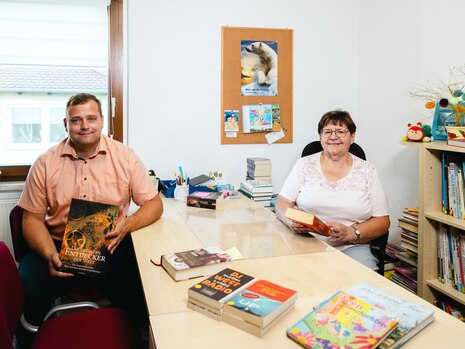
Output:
[{"xmin": 320, "ymin": 128, "xmax": 350, "ymax": 139}]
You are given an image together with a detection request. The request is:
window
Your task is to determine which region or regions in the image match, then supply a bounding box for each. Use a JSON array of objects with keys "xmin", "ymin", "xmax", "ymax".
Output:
[{"xmin": 0, "ymin": 0, "xmax": 123, "ymax": 181}]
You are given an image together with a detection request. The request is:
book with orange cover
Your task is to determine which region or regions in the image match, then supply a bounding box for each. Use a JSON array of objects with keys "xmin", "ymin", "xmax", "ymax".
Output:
[{"xmin": 285, "ymin": 207, "xmax": 332, "ymax": 237}]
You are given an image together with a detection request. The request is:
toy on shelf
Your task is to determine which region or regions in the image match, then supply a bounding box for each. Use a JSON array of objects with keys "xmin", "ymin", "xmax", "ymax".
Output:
[{"xmin": 401, "ymin": 122, "xmax": 432, "ymax": 142}]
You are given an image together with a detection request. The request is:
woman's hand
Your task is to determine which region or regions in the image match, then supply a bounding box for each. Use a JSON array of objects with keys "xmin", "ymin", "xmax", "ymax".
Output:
[{"xmin": 327, "ymin": 222, "xmax": 357, "ymax": 244}]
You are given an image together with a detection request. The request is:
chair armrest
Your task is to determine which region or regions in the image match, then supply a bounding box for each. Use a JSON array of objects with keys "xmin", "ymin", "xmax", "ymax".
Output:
[{"xmin": 20, "ymin": 301, "xmax": 100, "ymax": 333}]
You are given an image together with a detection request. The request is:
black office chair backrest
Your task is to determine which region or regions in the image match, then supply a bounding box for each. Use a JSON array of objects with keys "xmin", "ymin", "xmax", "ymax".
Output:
[
  {"xmin": 301, "ymin": 140, "xmax": 388, "ymax": 274},
  {"xmin": 302, "ymin": 141, "xmax": 366, "ymax": 160}
]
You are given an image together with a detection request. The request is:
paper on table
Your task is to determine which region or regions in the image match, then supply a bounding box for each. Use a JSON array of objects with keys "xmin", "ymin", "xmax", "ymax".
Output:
[{"xmin": 224, "ymin": 246, "xmax": 243, "ymax": 260}]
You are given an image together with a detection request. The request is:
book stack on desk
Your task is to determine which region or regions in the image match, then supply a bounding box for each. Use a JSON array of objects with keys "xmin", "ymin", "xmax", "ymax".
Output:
[
  {"xmin": 239, "ymin": 179, "xmax": 273, "ymax": 207},
  {"xmin": 187, "ymin": 268, "xmax": 256, "ymax": 321},
  {"xmin": 222, "ymin": 279, "xmax": 298, "ymax": 337},
  {"xmin": 246, "ymin": 157, "xmax": 272, "ymax": 184}
]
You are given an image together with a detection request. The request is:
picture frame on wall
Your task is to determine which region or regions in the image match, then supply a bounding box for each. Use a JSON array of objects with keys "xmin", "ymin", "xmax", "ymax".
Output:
[{"xmin": 432, "ymin": 104, "xmax": 462, "ymax": 141}]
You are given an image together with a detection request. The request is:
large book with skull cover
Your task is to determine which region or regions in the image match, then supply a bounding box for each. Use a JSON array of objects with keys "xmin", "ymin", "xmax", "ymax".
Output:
[{"xmin": 59, "ymin": 198, "xmax": 119, "ymax": 278}]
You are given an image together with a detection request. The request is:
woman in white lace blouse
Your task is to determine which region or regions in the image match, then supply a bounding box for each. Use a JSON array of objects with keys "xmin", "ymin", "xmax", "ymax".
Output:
[{"xmin": 275, "ymin": 110, "xmax": 390, "ymax": 270}]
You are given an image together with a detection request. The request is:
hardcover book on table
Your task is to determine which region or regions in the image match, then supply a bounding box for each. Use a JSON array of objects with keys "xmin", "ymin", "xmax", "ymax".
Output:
[
  {"xmin": 186, "ymin": 191, "xmax": 223, "ymax": 210},
  {"xmin": 161, "ymin": 246, "xmax": 234, "ymax": 281},
  {"xmin": 346, "ymin": 283, "xmax": 434, "ymax": 349},
  {"xmin": 187, "ymin": 268, "xmax": 256, "ymax": 310},
  {"xmin": 285, "ymin": 207, "xmax": 332, "ymax": 237},
  {"xmin": 286, "ymin": 290, "xmax": 399, "ymax": 349},
  {"xmin": 224, "ymin": 279, "xmax": 298, "ymax": 327},
  {"xmin": 58, "ymin": 198, "xmax": 119, "ymax": 278}
]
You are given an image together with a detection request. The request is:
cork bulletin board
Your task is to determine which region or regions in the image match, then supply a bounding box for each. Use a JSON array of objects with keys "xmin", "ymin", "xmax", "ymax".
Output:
[{"xmin": 221, "ymin": 26, "xmax": 293, "ymax": 144}]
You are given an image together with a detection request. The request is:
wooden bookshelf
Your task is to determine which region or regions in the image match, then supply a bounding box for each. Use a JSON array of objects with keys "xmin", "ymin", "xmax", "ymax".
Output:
[{"xmin": 414, "ymin": 141, "xmax": 465, "ymax": 305}]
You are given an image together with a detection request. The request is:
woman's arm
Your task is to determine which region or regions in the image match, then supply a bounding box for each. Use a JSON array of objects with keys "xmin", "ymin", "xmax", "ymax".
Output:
[
  {"xmin": 275, "ymin": 195, "xmax": 310, "ymax": 233},
  {"xmin": 326, "ymin": 215, "xmax": 390, "ymax": 245}
]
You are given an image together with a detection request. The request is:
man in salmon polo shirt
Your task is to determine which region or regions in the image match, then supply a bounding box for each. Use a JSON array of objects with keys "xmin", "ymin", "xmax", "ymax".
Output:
[{"xmin": 17, "ymin": 93, "xmax": 163, "ymax": 348}]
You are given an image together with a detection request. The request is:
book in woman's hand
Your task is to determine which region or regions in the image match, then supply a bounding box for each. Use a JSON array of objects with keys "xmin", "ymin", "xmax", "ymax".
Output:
[{"xmin": 285, "ymin": 207, "xmax": 332, "ymax": 237}]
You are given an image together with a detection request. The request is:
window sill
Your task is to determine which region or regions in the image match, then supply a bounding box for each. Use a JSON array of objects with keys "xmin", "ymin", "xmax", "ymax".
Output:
[{"xmin": 0, "ymin": 181, "xmax": 24, "ymax": 192}]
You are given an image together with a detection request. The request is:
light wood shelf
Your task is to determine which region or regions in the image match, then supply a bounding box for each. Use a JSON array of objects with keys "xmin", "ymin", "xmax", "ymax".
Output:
[{"xmin": 415, "ymin": 141, "xmax": 465, "ymax": 305}]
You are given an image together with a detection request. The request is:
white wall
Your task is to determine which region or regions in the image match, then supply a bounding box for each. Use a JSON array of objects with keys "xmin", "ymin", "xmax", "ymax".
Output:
[
  {"xmin": 127, "ymin": 0, "xmax": 359, "ymax": 189},
  {"xmin": 127, "ymin": 0, "xmax": 465, "ymax": 244}
]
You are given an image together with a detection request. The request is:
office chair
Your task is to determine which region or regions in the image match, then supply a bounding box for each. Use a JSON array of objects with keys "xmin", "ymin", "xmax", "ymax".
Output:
[
  {"xmin": 0, "ymin": 242, "xmax": 137, "ymax": 349},
  {"xmin": 301, "ymin": 140, "xmax": 389, "ymax": 275}
]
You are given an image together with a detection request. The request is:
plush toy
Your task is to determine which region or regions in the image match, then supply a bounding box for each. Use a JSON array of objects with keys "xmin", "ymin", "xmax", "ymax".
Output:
[{"xmin": 401, "ymin": 122, "xmax": 432, "ymax": 142}]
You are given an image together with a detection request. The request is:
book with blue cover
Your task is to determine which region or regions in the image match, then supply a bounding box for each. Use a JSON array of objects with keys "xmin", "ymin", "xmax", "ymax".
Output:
[
  {"xmin": 346, "ymin": 283, "xmax": 434, "ymax": 349},
  {"xmin": 224, "ymin": 279, "xmax": 297, "ymax": 327}
]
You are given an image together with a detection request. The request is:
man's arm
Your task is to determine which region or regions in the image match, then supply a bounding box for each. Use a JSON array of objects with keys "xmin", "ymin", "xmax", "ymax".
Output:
[
  {"xmin": 22, "ymin": 210, "xmax": 73, "ymax": 277},
  {"xmin": 106, "ymin": 194, "xmax": 163, "ymax": 253}
]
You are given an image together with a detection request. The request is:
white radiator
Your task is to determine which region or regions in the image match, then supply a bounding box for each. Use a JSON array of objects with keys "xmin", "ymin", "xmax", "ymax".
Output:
[{"xmin": 0, "ymin": 193, "xmax": 21, "ymax": 254}]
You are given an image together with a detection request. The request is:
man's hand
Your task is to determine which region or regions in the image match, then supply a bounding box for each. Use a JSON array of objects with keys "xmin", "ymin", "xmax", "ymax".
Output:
[
  {"xmin": 48, "ymin": 251, "xmax": 74, "ymax": 278},
  {"xmin": 105, "ymin": 216, "xmax": 129, "ymax": 254}
]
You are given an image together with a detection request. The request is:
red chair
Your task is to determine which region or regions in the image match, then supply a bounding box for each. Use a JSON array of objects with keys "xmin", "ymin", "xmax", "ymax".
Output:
[{"xmin": 0, "ymin": 242, "xmax": 137, "ymax": 349}]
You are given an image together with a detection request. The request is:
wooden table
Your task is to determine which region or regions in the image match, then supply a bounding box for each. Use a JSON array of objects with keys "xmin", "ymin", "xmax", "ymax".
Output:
[{"xmin": 131, "ymin": 196, "xmax": 465, "ymax": 348}]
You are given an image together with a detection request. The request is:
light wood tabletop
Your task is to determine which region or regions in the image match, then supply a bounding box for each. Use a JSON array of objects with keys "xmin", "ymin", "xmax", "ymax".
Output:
[{"xmin": 131, "ymin": 196, "xmax": 465, "ymax": 348}]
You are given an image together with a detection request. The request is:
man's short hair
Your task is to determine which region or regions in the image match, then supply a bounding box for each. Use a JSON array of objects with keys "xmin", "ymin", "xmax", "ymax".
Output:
[{"xmin": 66, "ymin": 93, "xmax": 103, "ymax": 118}]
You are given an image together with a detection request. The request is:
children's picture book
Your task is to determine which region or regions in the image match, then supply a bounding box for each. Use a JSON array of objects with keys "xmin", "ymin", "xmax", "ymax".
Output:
[
  {"xmin": 161, "ymin": 246, "xmax": 234, "ymax": 281},
  {"xmin": 286, "ymin": 290, "xmax": 399, "ymax": 349},
  {"xmin": 187, "ymin": 268, "xmax": 256, "ymax": 310},
  {"xmin": 285, "ymin": 207, "xmax": 332, "ymax": 237},
  {"xmin": 186, "ymin": 191, "xmax": 223, "ymax": 210},
  {"xmin": 242, "ymin": 104, "xmax": 277, "ymax": 133},
  {"xmin": 224, "ymin": 279, "xmax": 298, "ymax": 327},
  {"xmin": 346, "ymin": 283, "xmax": 434, "ymax": 349},
  {"xmin": 59, "ymin": 198, "xmax": 119, "ymax": 278}
]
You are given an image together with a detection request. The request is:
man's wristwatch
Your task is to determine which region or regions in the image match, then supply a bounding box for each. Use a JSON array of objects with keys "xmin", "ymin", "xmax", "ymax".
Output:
[{"xmin": 352, "ymin": 225, "xmax": 361, "ymax": 244}]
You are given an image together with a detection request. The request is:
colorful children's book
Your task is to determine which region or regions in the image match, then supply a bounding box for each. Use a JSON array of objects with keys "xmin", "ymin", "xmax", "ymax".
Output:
[
  {"xmin": 286, "ymin": 290, "xmax": 399, "ymax": 349},
  {"xmin": 285, "ymin": 207, "xmax": 332, "ymax": 237},
  {"xmin": 224, "ymin": 279, "xmax": 298, "ymax": 327},
  {"xmin": 346, "ymin": 283, "xmax": 434, "ymax": 349},
  {"xmin": 161, "ymin": 246, "xmax": 234, "ymax": 281},
  {"xmin": 59, "ymin": 198, "xmax": 119, "ymax": 278}
]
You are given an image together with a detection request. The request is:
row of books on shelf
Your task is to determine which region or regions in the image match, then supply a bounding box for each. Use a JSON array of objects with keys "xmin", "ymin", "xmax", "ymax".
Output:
[
  {"xmin": 187, "ymin": 268, "xmax": 435, "ymax": 348},
  {"xmin": 434, "ymin": 296, "xmax": 465, "ymax": 322},
  {"xmin": 441, "ymin": 152, "xmax": 465, "ymax": 219},
  {"xmin": 246, "ymin": 157, "xmax": 272, "ymax": 185},
  {"xmin": 437, "ymin": 223, "xmax": 465, "ymax": 293},
  {"xmin": 385, "ymin": 242, "xmax": 417, "ymax": 268}
]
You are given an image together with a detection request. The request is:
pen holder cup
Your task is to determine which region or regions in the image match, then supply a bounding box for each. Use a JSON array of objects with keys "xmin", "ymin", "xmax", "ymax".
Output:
[
  {"xmin": 174, "ymin": 184, "xmax": 189, "ymax": 201},
  {"xmin": 161, "ymin": 180, "xmax": 176, "ymax": 198}
]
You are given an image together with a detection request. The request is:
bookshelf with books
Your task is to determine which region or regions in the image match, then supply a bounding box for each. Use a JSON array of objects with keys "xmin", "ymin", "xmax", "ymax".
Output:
[{"xmin": 410, "ymin": 141, "xmax": 465, "ymax": 308}]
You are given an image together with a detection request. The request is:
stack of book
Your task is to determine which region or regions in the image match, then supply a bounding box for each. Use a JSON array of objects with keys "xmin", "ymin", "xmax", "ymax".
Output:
[
  {"xmin": 286, "ymin": 283, "xmax": 434, "ymax": 349},
  {"xmin": 397, "ymin": 208, "xmax": 419, "ymax": 265},
  {"xmin": 187, "ymin": 268, "xmax": 256, "ymax": 321},
  {"xmin": 239, "ymin": 179, "xmax": 273, "ymax": 207},
  {"xmin": 187, "ymin": 268, "xmax": 298, "ymax": 337},
  {"xmin": 246, "ymin": 157, "xmax": 272, "ymax": 185},
  {"xmin": 222, "ymin": 279, "xmax": 298, "ymax": 337},
  {"xmin": 391, "ymin": 267, "xmax": 418, "ymax": 294}
]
